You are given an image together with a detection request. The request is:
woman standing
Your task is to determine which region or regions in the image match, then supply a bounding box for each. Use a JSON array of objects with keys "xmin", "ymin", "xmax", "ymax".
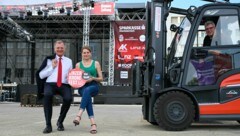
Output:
[{"xmin": 73, "ymin": 46, "xmax": 103, "ymax": 134}]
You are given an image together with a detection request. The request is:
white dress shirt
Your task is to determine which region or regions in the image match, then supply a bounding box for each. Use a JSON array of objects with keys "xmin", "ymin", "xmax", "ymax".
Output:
[{"xmin": 39, "ymin": 55, "xmax": 73, "ymax": 84}]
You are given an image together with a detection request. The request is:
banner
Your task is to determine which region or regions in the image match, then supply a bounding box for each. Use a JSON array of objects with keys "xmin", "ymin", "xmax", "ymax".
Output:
[
  {"xmin": 113, "ymin": 21, "xmax": 146, "ymax": 85},
  {"xmin": 0, "ymin": 1, "xmax": 72, "ymax": 12},
  {"xmin": 0, "ymin": 1, "xmax": 115, "ymax": 16},
  {"xmin": 90, "ymin": 2, "xmax": 115, "ymax": 15}
]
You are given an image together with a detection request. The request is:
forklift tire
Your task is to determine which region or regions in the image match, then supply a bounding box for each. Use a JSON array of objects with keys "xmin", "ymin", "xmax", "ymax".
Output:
[
  {"xmin": 237, "ymin": 120, "xmax": 240, "ymax": 124},
  {"xmin": 154, "ymin": 91, "xmax": 195, "ymax": 131},
  {"xmin": 142, "ymin": 104, "xmax": 158, "ymax": 125}
]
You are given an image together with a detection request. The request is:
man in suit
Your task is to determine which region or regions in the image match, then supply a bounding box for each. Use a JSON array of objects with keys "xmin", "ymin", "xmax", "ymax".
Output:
[{"xmin": 39, "ymin": 40, "xmax": 73, "ymax": 134}]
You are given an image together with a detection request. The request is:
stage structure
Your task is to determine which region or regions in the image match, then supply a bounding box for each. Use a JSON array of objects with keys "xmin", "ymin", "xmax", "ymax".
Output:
[
  {"xmin": 0, "ymin": 1, "xmax": 146, "ymax": 86},
  {"xmin": 0, "ymin": 14, "xmax": 33, "ymax": 42}
]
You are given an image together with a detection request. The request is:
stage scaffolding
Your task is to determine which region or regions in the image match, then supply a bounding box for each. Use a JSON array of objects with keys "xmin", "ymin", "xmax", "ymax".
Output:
[{"xmin": 0, "ymin": 2, "xmax": 146, "ymax": 85}]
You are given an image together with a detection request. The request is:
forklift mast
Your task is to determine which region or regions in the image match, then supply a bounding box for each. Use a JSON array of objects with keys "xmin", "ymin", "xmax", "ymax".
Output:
[
  {"xmin": 144, "ymin": 0, "xmax": 170, "ymax": 94},
  {"xmin": 132, "ymin": 0, "xmax": 173, "ymax": 123}
]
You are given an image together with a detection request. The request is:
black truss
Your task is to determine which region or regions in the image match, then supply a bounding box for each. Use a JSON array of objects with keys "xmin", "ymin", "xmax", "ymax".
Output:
[
  {"xmin": 1, "ymin": 7, "xmax": 146, "ymax": 39},
  {"xmin": 0, "ymin": 18, "xmax": 31, "ymax": 41}
]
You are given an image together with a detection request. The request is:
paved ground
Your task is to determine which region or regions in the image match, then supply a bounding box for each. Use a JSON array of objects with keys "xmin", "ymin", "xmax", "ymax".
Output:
[{"xmin": 0, "ymin": 102, "xmax": 240, "ymax": 136}]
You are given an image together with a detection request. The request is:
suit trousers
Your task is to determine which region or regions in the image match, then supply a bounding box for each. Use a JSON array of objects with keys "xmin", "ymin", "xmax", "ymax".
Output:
[{"xmin": 43, "ymin": 83, "xmax": 72, "ymax": 127}]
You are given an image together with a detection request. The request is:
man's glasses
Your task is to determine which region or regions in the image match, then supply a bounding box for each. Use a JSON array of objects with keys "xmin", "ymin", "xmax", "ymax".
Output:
[{"xmin": 205, "ymin": 26, "xmax": 215, "ymax": 31}]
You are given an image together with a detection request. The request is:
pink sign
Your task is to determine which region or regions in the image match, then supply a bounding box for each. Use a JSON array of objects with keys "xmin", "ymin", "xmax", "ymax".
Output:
[
  {"xmin": 68, "ymin": 68, "xmax": 86, "ymax": 88},
  {"xmin": 72, "ymin": 2, "xmax": 115, "ymax": 15},
  {"xmin": 91, "ymin": 2, "xmax": 115, "ymax": 15}
]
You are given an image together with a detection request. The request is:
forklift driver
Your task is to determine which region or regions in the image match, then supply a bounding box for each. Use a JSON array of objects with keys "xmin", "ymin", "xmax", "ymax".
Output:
[
  {"xmin": 188, "ymin": 20, "xmax": 233, "ymax": 86},
  {"xmin": 203, "ymin": 21, "xmax": 216, "ymax": 47},
  {"xmin": 188, "ymin": 20, "xmax": 217, "ymax": 85}
]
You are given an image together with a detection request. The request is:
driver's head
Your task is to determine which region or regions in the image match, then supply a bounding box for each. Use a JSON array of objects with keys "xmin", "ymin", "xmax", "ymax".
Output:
[{"xmin": 204, "ymin": 21, "xmax": 215, "ymax": 38}]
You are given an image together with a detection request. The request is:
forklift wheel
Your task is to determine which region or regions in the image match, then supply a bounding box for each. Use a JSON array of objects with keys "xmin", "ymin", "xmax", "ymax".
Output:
[
  {"xmin": 237, "ymin": 120, "xmax": 240, "ymax": 124},
  {"xmin": 154, "ymin": 91, "xmax": 195, "ymax": 131},
  {"xmin": 142, "ymin": 102, "xmax": 159, "ymax": 126}
]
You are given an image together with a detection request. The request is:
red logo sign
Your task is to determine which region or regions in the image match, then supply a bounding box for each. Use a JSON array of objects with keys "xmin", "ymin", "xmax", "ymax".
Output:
[
  {"xmin": 68, "ymin": 68, "xmax": 86, "ymax": 88},
  {"xmin": 92, "ymin": 2, "xmax": 115, "ymax": 15}
]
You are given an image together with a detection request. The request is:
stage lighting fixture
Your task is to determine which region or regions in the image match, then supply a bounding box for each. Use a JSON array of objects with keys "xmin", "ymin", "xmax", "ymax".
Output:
[
  {"xmin": 26, "ymin": 35, "xmax": 31, "ymax": 42},
  {"xmin": 48, "ymin": 7, "xmax": 54, "ymax": 10},
  {"xmin": 19, "ymin": 11, "xmax": 25, "ymax": 20},
  {"xmin": 38, "ymin": 10, "xmax": 43, "ymax": 16},
  {"xmin": 66, "ymin": 7, "xmax": 72, "ymax": 16},
  {"xmin": 73, "ymin": 3, "xmax": 79, "ymax": 12},
  {"xmin": 43, "ymin": 10, "xmax": 49, "ymax": 18},
  {"xmin": 90, "ymin": 0, "xmax": 95, "ymax": 8},
  {"xmin": 27, "ymin": 11, "xmax": 32, "ymax": 16},
  {"xmin": 59, "ymin": 7, "xmax": 65, "ymax": 13},
  {"xmin": 2, "ymin": 12, "xmax": 9, "ymax": 20}
]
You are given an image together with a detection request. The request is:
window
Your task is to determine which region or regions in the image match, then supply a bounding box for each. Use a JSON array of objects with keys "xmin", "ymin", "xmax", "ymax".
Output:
[
  {"xmin": 18, "ymin": 43, "xmax": 27, "ymax": 48},
  {"xmin": 171, "ymin": 17, "xmax": 178, "ymax": 24},
  {"xmin": 213, "ymin": 16, "xmax": 240, "ymax": 46},
  {"xmin": 193, "ymin": 9, "xmax": 240, "ymax": 47},
  {"xmin": 43, "ymin": 43, "xmax": 52, "ymax": 49},
  {"xmin": 180, "ymin": 17, "xmax": 184, "ymax": 22},
  {"xmin": 186, "ymin": 8, "xmax": 240, "ymax": 86},
  {"xmin": 15, "ymin": 68, "xmax": 24, "ymax": 78},
  {"xmin": 7, "ymin": 42, "xmax": 14, "ymax": 48},
  {"xmin": 6, "ymin": 68, "xmax": 11, "ymax": 77},
  {"xmin": 0, "ymin": 58, "xmax": 6, "ymax": 67},
  {"xmin": 16, "ymin": 56, "xmax": 27, "ymax": 63}
]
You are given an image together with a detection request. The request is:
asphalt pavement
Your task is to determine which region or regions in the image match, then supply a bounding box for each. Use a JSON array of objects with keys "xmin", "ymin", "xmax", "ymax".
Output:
[{"xmin": 0, "ymin": 102, "xmax": 240, "ymax": 136}]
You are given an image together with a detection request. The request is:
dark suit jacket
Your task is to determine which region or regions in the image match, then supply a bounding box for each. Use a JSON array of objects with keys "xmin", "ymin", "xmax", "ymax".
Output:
[{"xmin": 36, "ymin": 54, "xmax": 55, "ymax": 100}]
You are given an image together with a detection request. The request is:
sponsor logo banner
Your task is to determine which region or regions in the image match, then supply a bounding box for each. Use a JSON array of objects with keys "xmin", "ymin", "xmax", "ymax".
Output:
[{"xmin": 113, "ymin": 21, "xmax": 145, "ymax": 84}]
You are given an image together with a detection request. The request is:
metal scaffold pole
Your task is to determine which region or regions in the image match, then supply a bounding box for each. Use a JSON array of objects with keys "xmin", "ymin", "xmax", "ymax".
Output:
[
  {"xmin": 82, "ymin": 7, "xmax": 91, "ymax": 46},
  {"xmin": 74, "ymin": 0, "xmax": 115, "ymax": 85},
  {"xmin": 108, "ymin": 22, "xmax": 115, "ymax": 85}
]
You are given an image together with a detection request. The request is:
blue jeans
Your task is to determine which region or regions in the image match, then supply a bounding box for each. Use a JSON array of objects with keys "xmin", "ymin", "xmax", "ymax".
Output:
[{"xmin": 78, "ymin": 81, "xmax": 99, "ymax": 118}]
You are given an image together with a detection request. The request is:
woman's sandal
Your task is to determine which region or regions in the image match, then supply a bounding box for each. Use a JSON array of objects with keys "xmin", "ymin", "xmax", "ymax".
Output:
[
  {"xmin": 73, "ymin": 115, "xmax": 81, "ymax": 126},
  {"xmin": 90, "ymin": 124, "xmax": 97, "ymax": 134}
]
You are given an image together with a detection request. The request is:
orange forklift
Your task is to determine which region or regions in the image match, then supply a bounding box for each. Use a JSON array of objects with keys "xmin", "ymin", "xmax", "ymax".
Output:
[{"xmin": 132, "ymin": 0, "xmax": 240, "ymax": 131}]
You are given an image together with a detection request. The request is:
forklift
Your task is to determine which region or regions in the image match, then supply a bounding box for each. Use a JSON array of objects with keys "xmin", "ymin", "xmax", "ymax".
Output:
[{"xmin": 132, "ymin": 0, "xmax": 240, "ymax": 131}]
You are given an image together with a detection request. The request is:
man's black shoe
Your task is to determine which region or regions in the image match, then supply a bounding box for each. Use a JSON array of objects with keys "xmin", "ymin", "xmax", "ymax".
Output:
[
  {"xmin": 57, "ymin": 122, "xmax": 64, "ymax": 131},
  {"xmin": 43, "ymin": 126, "xmax": 52, "ymax": 134}
]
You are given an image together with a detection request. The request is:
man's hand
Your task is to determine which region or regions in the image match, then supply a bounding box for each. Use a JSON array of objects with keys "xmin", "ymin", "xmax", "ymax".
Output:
[
  {"xmin": 218, "ymin": 69, "xmax": 229, "ymax": 75},
  {"xmin": 52, "ymin": 59, "xmax": 58, "ymax": 68},
  {"xmin": 209, "ymin": 50, "xmax": 221, "ymax": 55}
]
